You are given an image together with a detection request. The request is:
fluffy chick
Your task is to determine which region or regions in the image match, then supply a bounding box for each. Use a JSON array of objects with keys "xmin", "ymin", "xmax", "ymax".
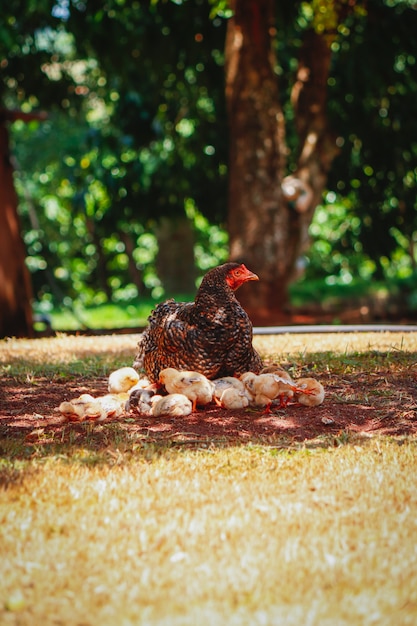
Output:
[
  {"xmin": 108, "ymin": 367, "xmax": 140, "ymax": 393},
  {"xmin": 57, "ymin": 392, "xmax": 127, "ymax": 421},
  {"xmin": 151, "ymin": 393, "xmax": 193, "ymax": 417},
  {"xmin": 128, "ymin": 376, "xmax": 153, "ymax": 395},
  {"xmin": 213, "ymin": 376, "xmax": 248, "ymax": 399},
  {"xmin": 294, "ymin": 378, "xmax": 325, "ymax": 406},
  {"xmin": 159, "ymin": 368, "xmax": 215, "ymax": 411},
  {"xmin": 94, "ymin": 393, "xmax": 129, "ymax": 420},
  {"xmin": 240, "ymin": 372, "xmax": 299, "ymax": 411},
  {"xmin": 259, "ymin": 365, "xmax": 295, "ymax": 405},
  {"xmin": 58, "ymin": 394, "xmax": 100, "ymax": 421},
  {"xmin": 218, "ymin": 387, "xmax": 250, "ymax": 410}
]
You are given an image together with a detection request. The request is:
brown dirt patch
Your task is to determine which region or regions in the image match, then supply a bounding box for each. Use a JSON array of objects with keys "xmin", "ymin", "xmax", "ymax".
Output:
[{"xmin": 1, "ymin": 332, "xmax": 417, "ymax": 452}]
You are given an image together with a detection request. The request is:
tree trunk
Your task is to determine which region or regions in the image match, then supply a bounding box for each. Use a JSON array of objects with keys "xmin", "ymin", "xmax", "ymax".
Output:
[
  {"xmin": 0, "ymin": 118, "xmax": 33, "ymax": 338},
  {"xmin": 225, "ymin": 0, "xmax": 339, "ymax": 324},
  {"xmin": 225, "ymin": 0, "xmax": 288, "ymax": 323}
]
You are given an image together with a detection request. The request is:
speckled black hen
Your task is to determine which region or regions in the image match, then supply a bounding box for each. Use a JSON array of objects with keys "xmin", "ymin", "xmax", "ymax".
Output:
[{"xmin": 133, "ymin": 262, "xmax": 263, "ymax": 382}]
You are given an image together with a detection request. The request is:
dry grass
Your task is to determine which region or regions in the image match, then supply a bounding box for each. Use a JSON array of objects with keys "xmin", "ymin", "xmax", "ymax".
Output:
[
  {"xmin": 2, "ymin": 330, "xmax": 417, "ymax": 367},
  {"xmin": 2, "ymin": 330, "xmax": 416, "ymax": 381},
  {"xmin": 1, "ymin": 331, "xmax": 417, "ymax": 625},
  {"xmin": 1, "ymin": 441, "xmax": 417, "ymax": 625}
]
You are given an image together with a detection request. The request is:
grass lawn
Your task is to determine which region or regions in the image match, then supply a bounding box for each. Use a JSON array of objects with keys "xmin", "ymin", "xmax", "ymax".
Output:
[{"xmin": 1, "ymin": 332, "xmax": 417, "ymax": 625}]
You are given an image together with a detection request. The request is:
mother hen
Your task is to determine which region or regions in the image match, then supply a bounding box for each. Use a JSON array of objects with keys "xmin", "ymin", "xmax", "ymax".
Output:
[{"xmin": 133, "ymin": 262, "xmax": 263, "ymax": 382}]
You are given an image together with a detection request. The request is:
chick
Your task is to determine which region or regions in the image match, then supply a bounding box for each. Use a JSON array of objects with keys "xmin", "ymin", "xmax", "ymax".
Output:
[
  {"xmin": 159, "ymin": 368, "xmax": 215, "ymax": 411},
  {"xmin": 218, "ymin": 387, "xmax": 250, "ymax": 410},
  {"xmin": 58, "ymin": 394, "xmax": 101, "ymax": 421},
  {"xmin": 108, "ymin": 367, "xmax": 140, "ymax": 394},
  {"xmin": 240, "ymin": 372, "xmax": 301, "ymax": 412},
  {"xmin": 94, "ymin": 393, "xmax": 129, "ymax": 420},
  {"xmin": 294, "ymin": 378, "xmax": 325, "ymax": 406},
  {"xmin": 128, "ymin": 376, "xmax": 153, "ymax": 395},
  {"xmin": 58, "ymin": 391, "xmax": 128, "ymax": 421},
  {"xmin": 259, "ymin": 365, "xmax": 295, "ymax": 405},
  {"xmin": 127, "ymin": 387, "xmax": 159, "ymax": 415},
  {"xmin": 213, "ymin": 376, "xmax": 249, "ymax": 399},
  {"xmin": 151, "ymin": 393, "xmax": 193, "ymax": 417}
]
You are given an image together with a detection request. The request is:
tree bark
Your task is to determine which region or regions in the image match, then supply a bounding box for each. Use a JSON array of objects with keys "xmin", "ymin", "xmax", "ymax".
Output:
[
  {"xmin": 225, "ymin": 1, "xmax": 339, "ymax": 324},
  {"xmin": 225, "ymin": 0, "xmax": 288, "ymax": 322},
  {"xmin": 0, "ymin": 116, "xmax": 34, "ymax": 338}
]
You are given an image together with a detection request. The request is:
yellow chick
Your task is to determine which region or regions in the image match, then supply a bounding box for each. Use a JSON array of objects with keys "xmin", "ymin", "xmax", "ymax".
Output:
[
  {"xmin": 294, "ymin": 378, "xmax": 325, "ymax": 406},
  {"xmin": 151, "ymin": 393, "xmax": 193, "ymax": 417},
  {"xmin": 128, "ymin": 376, "xmax": 153, "ymax": 395},
  {"xmin": 218, "ymin": 387, "xmax": 250, "ymax": 410},
  {"xmin": 159, "ymin": 368, "xmax": 215, "ymax": 411},
  {"xmin": 108, "ymin": 367, "xmax": 140, "ymax": 393},
  {"xmin": 94, "ymin": 393, "xmax": 129, "ymax": 420},
  {"xmin": 259, "ymin": 365, "xmax": 295, "ymax": 405},
  {"xmin": 240, "ymin": 372, "xmax": 300, "ymax": 411},
  {"xmin": 213, "ymin": 376, "xmax": 246, "ymax": 396},
  {"xmin": 58, "ymin": 394, "xmax": 100, "ymax": 421}
]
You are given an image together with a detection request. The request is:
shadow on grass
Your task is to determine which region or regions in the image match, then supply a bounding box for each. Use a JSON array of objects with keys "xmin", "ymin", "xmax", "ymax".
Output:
[
  {"xmin": 1, "ymin": 347, "xmax": 417, "ymax": 469},
  {"xmin": 1, "ymin": 390, "xmax": 416, "ymax": 472}
]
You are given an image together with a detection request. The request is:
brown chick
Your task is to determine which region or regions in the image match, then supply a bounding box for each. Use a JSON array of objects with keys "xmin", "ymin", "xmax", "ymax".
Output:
[
  {"xmin": 133, "ymin": 263, "xmax": 263, "ymax": 383},
  {"xmin": 126, "ymin": 388, "xmax": 158, "ymax": 414},
  {"xmin": 294, "ymin": 378, "xmax": 325, "ymax": 406},
  {"xmin": 159, "ymin": 368, "xmax": 215, "ymax": 412}
]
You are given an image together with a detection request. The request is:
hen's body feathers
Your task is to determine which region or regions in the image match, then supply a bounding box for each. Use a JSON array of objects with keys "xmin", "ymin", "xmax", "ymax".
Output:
[{"xmin": 134, "ymin": 263, "xmax": 262, "ymax": 382}]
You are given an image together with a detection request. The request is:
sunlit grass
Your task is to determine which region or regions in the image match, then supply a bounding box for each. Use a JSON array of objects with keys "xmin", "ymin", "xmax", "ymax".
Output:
[
  {"xmin": 1, "ymin": 330, "xmax": 417, "ymax": 383},
  {"xmin": 1, "ymin": 441, "xmax": 417, "ymax": 625},
  {"xmin": 1, "ymin": 332, "xmax": 417, "ymax": 624}
]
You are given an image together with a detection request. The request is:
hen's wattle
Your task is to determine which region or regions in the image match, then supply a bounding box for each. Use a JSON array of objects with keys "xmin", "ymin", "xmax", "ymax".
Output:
[{"xmin": 133, "ymin": 262, "xmax": 263, "ymax": 382}]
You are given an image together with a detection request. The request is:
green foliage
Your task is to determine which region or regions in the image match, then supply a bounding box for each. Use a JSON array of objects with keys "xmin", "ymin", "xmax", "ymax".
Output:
[
  {"xmin": 327, "ymin": 0, "xmax": 417, "ymax": 278},
  {"xmin": 2, "ymin": 0, "xmax": 417, "ymax": 318},
  {"xmin": 7, "ymin": 1, "xmax": 229, "ymax": 308}
]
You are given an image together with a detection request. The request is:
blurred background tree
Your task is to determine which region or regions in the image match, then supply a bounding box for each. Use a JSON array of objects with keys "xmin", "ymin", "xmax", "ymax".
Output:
[{"xmin": 0, "ymin": 0, "xmax": 416, "ymax": 337}]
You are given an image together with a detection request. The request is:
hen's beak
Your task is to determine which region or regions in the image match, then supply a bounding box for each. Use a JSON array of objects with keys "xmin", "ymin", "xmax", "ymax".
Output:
[{"xmin": 240, "ymin": 264, "xmax": 259, "ymax": 282}]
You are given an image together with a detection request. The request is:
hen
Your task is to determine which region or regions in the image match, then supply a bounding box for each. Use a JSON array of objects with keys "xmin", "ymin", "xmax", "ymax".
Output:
[{"xmin": 134, "ymin": 262, "xmax": 263, "ymax": 382}]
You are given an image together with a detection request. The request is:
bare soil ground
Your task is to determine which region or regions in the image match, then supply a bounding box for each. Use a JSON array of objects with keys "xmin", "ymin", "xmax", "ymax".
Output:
[{"xmin": 1, "ymin": 332, "xmax": 417, "ymax": 451}]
